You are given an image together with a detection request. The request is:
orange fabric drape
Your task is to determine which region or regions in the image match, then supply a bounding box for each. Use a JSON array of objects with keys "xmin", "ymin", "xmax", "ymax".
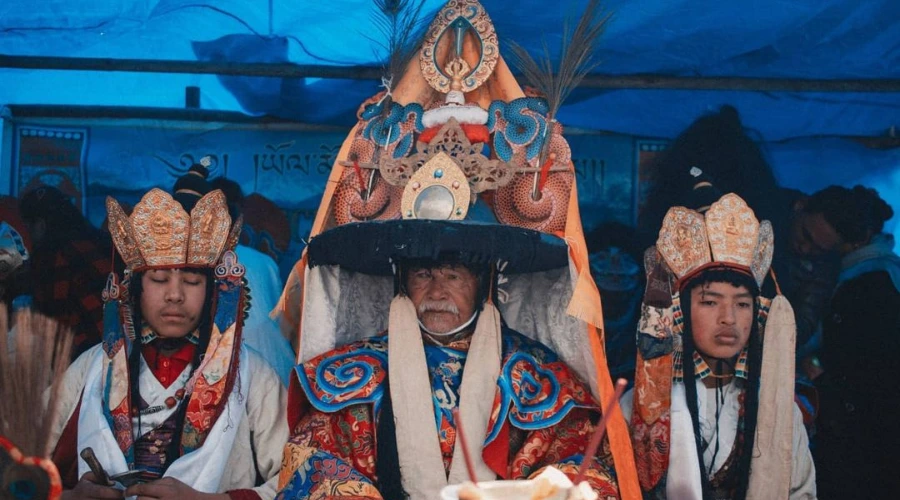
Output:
[{"xmin": 563, "ymin": 175, "xmax": 641, "ymax": 500}]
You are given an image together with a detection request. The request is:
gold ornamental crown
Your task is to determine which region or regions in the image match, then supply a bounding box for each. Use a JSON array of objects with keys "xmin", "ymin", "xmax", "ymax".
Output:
[
  {"xmin": 106, "ymin": 188, "xmax": 237, "ymax": 271},
  {"xmin": 656, "ymin": 193, "xmax": 774, "ymax": 288}
]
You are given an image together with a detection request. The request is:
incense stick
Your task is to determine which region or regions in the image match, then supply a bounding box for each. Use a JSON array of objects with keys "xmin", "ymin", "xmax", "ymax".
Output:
[
  {"xmin": 451, "ymin": 408, "xmax": 478, "ymax": 484},
  {"xmin": 574, "ymin": 378, "xmax": 628, "ymax": 485}
]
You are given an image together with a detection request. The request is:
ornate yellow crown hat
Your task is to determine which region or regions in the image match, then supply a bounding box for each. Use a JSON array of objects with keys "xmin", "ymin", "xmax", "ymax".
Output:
[
  {"xmin": 656, "ymin": 193, "xmax": 774, "ymax": 289},
  {"xmin": 106, "ymin": 188, "xmax": 238, "ymax": 271}
]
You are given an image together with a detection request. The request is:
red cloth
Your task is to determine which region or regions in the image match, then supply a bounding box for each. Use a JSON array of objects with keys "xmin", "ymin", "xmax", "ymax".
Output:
[
  {"xmin": 418, "ymin": 123, "xmax": 490, "ymax": 144},
  {"xmin": 51, "ymin": 397, "xmax": 82, "ymax": 489},
  {"xmin": 226, "ymin": 489, "xmax": 262, "ymax": 500},
  {"xmin": 285, "ymin": 403, "xmax": 619, "ymax": 498},
  {"xmin": 282, "ymin": 333, "xmax": 621, "ymax": 498},
  {"xmin": 30, "ymin": 237, "xmax": 111, "ymax": 360},
  {"xmin": 142, "ymin": 341, "xmax": 196, "ymax": 388}
]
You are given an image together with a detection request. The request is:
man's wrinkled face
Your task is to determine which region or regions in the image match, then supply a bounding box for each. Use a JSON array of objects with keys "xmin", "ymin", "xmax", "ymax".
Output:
[
  {"xmin": 689, "ymin": 281, "xmax": 754, "ymax": 362},
  {"xmin": 790, "ymin": 210, "xmax": 843, "ymax": 258},
  {"xmin": 407, "ymin": 264, "xmax": 479, "ymax": 334},
  {"xmin": 140, "ymin": 269, "xmax": 207, "ymax": 339}
]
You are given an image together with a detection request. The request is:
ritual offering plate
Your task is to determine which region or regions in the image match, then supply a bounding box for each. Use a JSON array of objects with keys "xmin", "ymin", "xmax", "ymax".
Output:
[{"xmin": 440, "ymin": 467, "xmax": 597, "ymax": 500}]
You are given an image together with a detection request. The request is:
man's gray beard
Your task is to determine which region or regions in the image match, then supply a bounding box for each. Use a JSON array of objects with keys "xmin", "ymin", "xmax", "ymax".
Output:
[{"xmin": 419, "ymin": 311, "xmax": 479, "ymax": 346}]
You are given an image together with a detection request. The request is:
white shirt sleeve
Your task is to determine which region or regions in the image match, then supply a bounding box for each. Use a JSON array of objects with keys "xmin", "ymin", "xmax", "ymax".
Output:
[{"xmin": 789, "ymin": 403, "xmax": 817, "ymax": 499}]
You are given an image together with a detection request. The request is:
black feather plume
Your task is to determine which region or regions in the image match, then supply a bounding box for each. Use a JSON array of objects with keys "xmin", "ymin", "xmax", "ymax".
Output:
[{"xmin": 508, "ymin": 0, "xmax": 611, "ymax": 122}]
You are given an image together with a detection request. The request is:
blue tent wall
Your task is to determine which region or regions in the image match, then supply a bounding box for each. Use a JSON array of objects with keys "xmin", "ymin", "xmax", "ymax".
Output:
[
  {"xmin": 0, "ymin": 0, "xmax": 897, "ymax": 139},
  {"xmin": 1, "ymin": 0, "xmax": 898, "ymax": 279}
]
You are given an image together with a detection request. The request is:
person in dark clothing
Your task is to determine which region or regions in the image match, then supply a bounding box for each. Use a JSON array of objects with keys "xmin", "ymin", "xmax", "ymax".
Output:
[
  {"xmin": 784, "ymin": 189, "xmax": 841, "ymax": 366},
  {"xmin": 809, "ymin": 185, "xmax": 900, "ymax": 499},
  {"xmin": 585, "ymin": 222, "xmax": 643, "ymax": 381},
  {"xmin": 18, "ymin": 186, "xmax": 111, "ymax": 360}
]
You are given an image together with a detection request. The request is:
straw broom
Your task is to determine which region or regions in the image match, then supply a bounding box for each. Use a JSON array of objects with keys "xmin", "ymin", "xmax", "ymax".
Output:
[{"xmin": 0, "ymin": 304, "xmax": 73, "ymax": 458}]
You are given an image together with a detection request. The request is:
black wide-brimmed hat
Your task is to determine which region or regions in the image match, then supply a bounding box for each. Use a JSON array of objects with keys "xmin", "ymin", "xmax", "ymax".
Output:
[{"xmin": 307, "ymin": 216, "xmax": 569, "ymax": 276}]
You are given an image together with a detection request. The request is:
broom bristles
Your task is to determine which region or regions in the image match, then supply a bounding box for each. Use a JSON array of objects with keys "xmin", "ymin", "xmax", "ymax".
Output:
[{"xmin": 0, "ymin": 305, "xmax": 73, "ymax": 457}]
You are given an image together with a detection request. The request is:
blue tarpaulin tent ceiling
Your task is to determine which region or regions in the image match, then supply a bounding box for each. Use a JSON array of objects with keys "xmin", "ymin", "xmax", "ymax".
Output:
[
  {"xmin": 1, "ymin": 0, "xmax": 899, "ymax": 277},
  {"xmin": 1, "ymin": 0, "xmax": 898, "ymax": 137}
]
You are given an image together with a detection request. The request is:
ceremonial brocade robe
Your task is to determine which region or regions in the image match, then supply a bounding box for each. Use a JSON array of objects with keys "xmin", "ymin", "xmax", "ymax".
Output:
[
  {"xmin": 49, "ymin": 344, "xmax": 289, "ymax": 500},
  {"xmin": 277, "ymin": 329, "xmax": 620, "ymax": 500},
  {"xmin": 621, "ymin": 355, "xmax": 816, "ymax": 500}
]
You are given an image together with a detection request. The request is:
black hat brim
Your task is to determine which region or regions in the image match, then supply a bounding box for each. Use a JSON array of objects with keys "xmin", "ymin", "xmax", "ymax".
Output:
[{"xmin": 307, "ymin": 219, "xmax": 569, "ymax": 276}]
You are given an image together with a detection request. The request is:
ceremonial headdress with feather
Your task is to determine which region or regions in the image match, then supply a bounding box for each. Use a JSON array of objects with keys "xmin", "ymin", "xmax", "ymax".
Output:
[{"xmin": 275, "ymin": 1, "xmax": 640, "ymax": 498}]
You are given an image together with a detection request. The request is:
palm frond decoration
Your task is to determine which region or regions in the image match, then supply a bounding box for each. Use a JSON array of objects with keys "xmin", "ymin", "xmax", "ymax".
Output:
[{"xmin": 0, "ymin": 306, "xmax": 73, "ymax": 457}]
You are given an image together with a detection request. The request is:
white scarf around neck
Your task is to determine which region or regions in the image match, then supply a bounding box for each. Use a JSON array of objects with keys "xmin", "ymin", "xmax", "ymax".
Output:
[
  {"xmin": 77, "ymin": 346, "xmax": 249, "ymax": 493},
  {"xmin": 388, "ymin": 295, "xmax": 501, "ymax": 500}
]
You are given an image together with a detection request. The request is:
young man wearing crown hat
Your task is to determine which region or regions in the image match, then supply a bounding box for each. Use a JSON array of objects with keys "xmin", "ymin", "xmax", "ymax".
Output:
[
  {"xmin": 47, "ymin": 168, "xmax": 288, "ymax": 500},
  {"xmin": 620, "ymin": 193, "xmax": 816, "ymax": 499}
]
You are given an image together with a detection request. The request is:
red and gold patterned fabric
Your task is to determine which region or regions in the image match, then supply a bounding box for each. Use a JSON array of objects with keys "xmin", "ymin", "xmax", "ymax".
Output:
[{"xmin": 278, "ymin": 329, "xmax": 619, "ymax": 499}]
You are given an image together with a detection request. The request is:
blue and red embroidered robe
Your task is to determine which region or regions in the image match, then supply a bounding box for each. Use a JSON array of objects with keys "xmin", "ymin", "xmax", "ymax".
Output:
[{"xmin": 277, "ymin": 328, "xmax": 620, "ymax": 499}]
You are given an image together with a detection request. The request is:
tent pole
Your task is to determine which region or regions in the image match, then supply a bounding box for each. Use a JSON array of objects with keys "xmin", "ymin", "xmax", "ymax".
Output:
[{"xmin": 1, "ymin": 55, "xmax": 899, "ymax": 93}]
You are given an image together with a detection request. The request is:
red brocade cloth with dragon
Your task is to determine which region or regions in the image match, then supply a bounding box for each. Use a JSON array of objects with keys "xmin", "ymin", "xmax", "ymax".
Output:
[{"xmin": 276, "ymin": 329, "xmax": 620, "ymax": 500}]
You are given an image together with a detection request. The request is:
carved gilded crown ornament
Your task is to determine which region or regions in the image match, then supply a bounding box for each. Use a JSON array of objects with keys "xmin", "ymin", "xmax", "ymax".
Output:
[
  {"xmin": 656, "ymin": 193, "xmax": 774, "ymax": 289},
  {"xmin": 380, "ymin": 118, "xmax": 512, "ymax": 193},
  {"xmin": 400, "ymin": 152, "xmax": 472, "ymax": 220},
  {"xmin": 329, "ymin": 0, "xmax": 576, "ymax": 233},
  {"xmin": 420, "ymin": 0, "xmax": 499, "ymax": 95},
  {"xmin": 106, "ymin": 188, "xmax": 238, "ymax": 271}
]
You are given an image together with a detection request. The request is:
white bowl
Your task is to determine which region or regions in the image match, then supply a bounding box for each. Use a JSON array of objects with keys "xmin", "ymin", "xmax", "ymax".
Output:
[{"xmin": 440, "ymin": 479, "xmax": 569, "ymax": 500}]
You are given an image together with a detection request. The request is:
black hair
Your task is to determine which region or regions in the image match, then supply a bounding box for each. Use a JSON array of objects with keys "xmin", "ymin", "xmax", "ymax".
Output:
[
  {"xmin": 638, "ymin": 106, "xmax": 781, "ymax": 249},
  {"xmin": 18, "ymin": 186, "xmax": 99, "ymax": 247},
  {"xmin": 173, "ymin": 165, "xmax": 211, "ymax": 212},
  {"xmin": 805, "ymin": 185, "xmax": 894, "ymax": 245},
  {"xmin": 585, "ymin": 221, "xmax": 643, "ymax": 261},
  {"xmin": 375, "ymin": 379, "xmax": 406, "ymax": 499},
  {"xmin": 680, "ymin": 268, "xmax": 761, "ymax": 500},
  {"xmin": 127, "ymin": 267, "xmax": 216, "ymax": 468}
]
